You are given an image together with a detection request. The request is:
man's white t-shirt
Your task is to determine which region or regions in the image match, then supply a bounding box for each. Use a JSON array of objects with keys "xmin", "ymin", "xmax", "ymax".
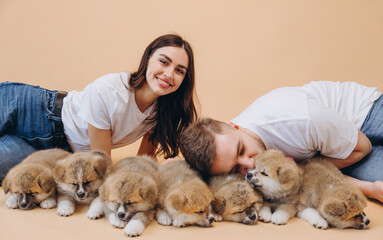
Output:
[
  {"xmin": 61, "ymin": 72, "xmax": 157, "ymax": 151},
  {"xmin": 231, "ymin": 81, "xmax": 381, "ymax": 160}
]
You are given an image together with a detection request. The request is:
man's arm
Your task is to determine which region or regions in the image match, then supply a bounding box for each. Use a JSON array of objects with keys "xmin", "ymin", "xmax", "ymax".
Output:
[
  {"xmin": 322, "ymin": 130, "xmax": 372, "ymax": 169},
  {"xmin": 344, "ymin": 175, "xmax": 383, "ymax": 203},
  {"xmin": 88, "ymin": 123, "xmax": 112, "ymax": 157}
]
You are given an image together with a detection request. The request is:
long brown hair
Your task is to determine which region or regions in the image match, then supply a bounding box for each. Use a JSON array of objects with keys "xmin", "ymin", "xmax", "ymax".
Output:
[{"xmin": 129, "ymin": 34, "xmax": 197, "ymax": 158}]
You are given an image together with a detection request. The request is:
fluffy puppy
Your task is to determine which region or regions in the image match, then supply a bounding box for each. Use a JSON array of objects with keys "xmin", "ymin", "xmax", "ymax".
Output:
[
  {"xmin": 209, "ymin": 174, "xmax": 263, "ymax": 224},
  {"xmin": 246, "ymin": 150, "xmax": 302, "ymax": 225},
  {"xmin": 156, "ymin": 160, "xmax": 214, "ymax": 228},
  {"xmin": 90, "ymin": 156, "xmax": 159, "ymax": 237},
  {"xmin": 297, "ymin": 158, "xmax": 370, "ymax": 229},
  {"xmin": 52, "ymin": 150, "xmax": 111, "ymax": 217},
  {"xmin": 3, "ymin": 148, "xmax": 71, "ymax": 210}
]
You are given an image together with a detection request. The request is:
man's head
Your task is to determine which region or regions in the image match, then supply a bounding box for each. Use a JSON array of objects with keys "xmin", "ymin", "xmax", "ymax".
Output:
[{"xmin": 180, "ymin": 118, "xmax": 265, "ymax": 179}]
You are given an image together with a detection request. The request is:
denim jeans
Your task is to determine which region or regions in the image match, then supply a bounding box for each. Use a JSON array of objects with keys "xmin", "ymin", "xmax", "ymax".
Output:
[
  {"xmin": 0, "ymin": 82, "xmax": 72, "ymax": 182},
  {"xmin": 342, "ymin": 94, "xmax": 383, "ymax": 182}
]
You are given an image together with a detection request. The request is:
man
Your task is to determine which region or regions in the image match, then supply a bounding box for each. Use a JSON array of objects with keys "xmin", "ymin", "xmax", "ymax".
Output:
[{"xmin": 180, "ymin": 81, "xmax": 383, "ymax": 203}]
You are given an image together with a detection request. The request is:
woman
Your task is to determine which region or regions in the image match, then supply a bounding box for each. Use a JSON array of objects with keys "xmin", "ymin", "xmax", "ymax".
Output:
[{"xmin": 0, "ymin": 34, "xmax": 197, "ymax": 182}]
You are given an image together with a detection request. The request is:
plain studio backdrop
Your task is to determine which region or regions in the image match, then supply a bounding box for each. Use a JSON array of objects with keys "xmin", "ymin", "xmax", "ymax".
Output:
[{"xmin": 0, "ymin": 1, "xmax": 383, "ymax": 239}]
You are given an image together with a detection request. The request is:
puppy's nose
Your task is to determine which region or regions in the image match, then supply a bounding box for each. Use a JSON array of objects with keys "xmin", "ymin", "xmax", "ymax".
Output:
[
  {"xmin": 246, "ymin": 173, "xmax": 253, "ymax": 180},
  {"xmin": 19, "ymin": 201, "xmax": 28, "ymax": 208},
  {"xmin": 249, "ymin": 213, "xmax": 257, "ymax": 221},
  {"xmin": 117, "ymin": 212, "xmax": 126, "ymax": 219},
  {"xmin": 209, "ymin": 217, "xmax": 214, "ymax": 223},
  {"xmin": 76, "ymin": 192, "xmax": 85, "ymax": 199},
  {"xmin": 365, "ymin": 218, "xmax": 370, "ymax": 226}
]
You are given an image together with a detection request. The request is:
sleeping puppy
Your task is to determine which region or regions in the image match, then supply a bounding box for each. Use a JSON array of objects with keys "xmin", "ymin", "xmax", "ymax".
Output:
[
  {"xmin": 246, "ymin": 150, "xmax": 302, "ymax": 225},
  {"xmin": 91, "ymin": 155, "xmax": 159, "ymax": 237},
  {"xmin": 297, "ymin": 158, "xmax": 370, "ymax": 229},
  {"xmin": 156, "ymin": 160, "xmax": 214, "ymax": 228},
  {"xmin": 3, "ymin": 149, "xmax": 71, "ymax": 210},
  {"xmin": 209, "ymin": 174, "xmax": 263, "ymax": 224},
  {"xmin": 52, "ymin": 150, "xmax": 111, "ymax": 217}
]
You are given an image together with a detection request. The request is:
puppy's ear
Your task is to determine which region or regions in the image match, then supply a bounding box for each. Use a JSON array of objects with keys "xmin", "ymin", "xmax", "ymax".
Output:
[
  {"xmin": 139, "ymin": 181, "xmax": 158, "ymax": 205},
  {"xmin": 167, "ymin": 190, "xmax": 187, "ymax": 211},
  {"xmin": 277, "ymin": 167, "xmax": 295, "ymax": 184},
  {"xmin": 52, "ymin": 164, "xmax": 65, "ymax": 182},
  {"xmin": 211, "ymin": 197, "xmax": 226, "ymax": 215},
  {"xmin": 322, "ymin": 198, "xmax": 347, "ymax": 217},
  {"xmin": 2, "ymin": 176, "xmax": 10, "ymax": 194},
  {"xmin": 92, "ymin": 152, "xmax": 111, "ymax": 177},
  {"xmin": 38, "ymin": 175, "xmax": 55, "ymax": 193},
  {"xmin": 98, "ymin": 183, "xmax": 108, "ymax": 202}
]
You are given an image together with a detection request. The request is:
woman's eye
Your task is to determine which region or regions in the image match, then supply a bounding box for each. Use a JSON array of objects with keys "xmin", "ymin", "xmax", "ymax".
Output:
[
  {"xmin": 176, "ymin": 68, "xmax": 185, "ymax": 75},
  {"xmin": 159, "ymin": 59, "xmax": 167, "ymax": 65}
]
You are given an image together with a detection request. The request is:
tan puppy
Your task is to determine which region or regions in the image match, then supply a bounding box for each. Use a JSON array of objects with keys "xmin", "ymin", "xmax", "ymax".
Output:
[
  {"xmin": 3, "ymin": 149, "xmax": 71, "ymax": 210},
  {"xmin": 90, "ymin": 156, "xmax": 159, "ymax": 237},
  {"xmin": 156, "ymin": 160, "xmax": 214, "ymax": 227},
  {"xmin": 297, "ymin": 158, "xmax": 370, "ymax": 229},
  {"xmin": 52, "ymin": 150, "xmax": 111, "ymax": 217},
  {"xmin": 209, "ymin": 174, "xmax": 263, "ymax": 224},
  {"xmin": 246, "ymin": 150, "xmax": 302, "ymax": 225}
]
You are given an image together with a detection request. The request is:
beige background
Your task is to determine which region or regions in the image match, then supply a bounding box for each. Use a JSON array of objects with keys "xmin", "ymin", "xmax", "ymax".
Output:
[{"xmin": 1, "ymin": 0, "xmax": 383, "ymax": 239}]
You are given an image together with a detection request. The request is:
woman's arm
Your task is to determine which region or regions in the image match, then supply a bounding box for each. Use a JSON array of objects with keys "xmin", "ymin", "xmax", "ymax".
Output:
[
  {"xmin": 137, "ymin": 132, "xmax": 158, "ymax": 158},
  {"xmin": 322, "ymin": 130, "xmax": 372, "ymax": 169},
  {"xmin": 88, "ymin": 123, "xmax": 112, "ymax": 157}
]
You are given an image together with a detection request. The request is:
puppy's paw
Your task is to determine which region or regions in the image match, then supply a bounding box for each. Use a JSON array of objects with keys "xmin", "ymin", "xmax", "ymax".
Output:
[
  {"xmin": 124, "ymin": 220, "xmax": 145, "ymax": 237},
  {"xmin": 298, "ymin": 208, "xmax": 328, "ymax": 230},
  {"xmin": 40, "ymin": 198, "xmax": 56, "ymax": 209},
  {"xmin": 312, "ymin": 218, "xmax": 328, "ymax": 229},
  {"xmin": 57, "ymin": 201, "xmax": 75, "ymax": 217},
  {"xmin": 109, "ymin": 214, "xmax": 127, "ymax": 228},
  {"xmin": 6, "ymin": 194, "xmax": 18, "ymax": 209},
  {"xmin": 156, "ymin": 211, "xmax": 172, "ymax": 226},
  {"xmin": 87, "ymin": 207, "xmax": 104, "ymax": 220},
  {"xmin": 271, "ymin": 211, "xmax": 290, "ymax": 225},
  {"xmin": 259, "ymin": 206, "xmax": 272, "ymax": 223},
  {"xmin": 172, "ymin": 218, "xmax": 186, "ymax": 228},
  {"xmin": 87, "ymin": 196, "xmax": 104, "ymax": 220},
  {"xmin": 195, "ymin": 218, "xmax": 213, "ymax": 228},
  {"xmin": 210, "ymin": 212, "xmax": 223, "ymax": 222}
]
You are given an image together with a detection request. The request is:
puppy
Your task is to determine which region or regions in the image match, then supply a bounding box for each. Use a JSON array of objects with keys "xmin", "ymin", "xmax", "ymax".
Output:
[
  {"xmin": 156, "ymin": 160, "xmax": 214, "ymax": 228},
  {"xmin": 246, "ymin": 150, "xmax": 302, "ymax": 225},
  {"xmin": 52, "ymin": 150, "xmax": 111, "ymax": 217},
  {"xmin": 3, "ymin": 148, "xmax": 71, "ymax": 210},
  {"xmin": 297, "ymin": 158, "xmax": 370, "ymax": 229},
  {"xmin": 90, "ymin": 155, "xmax": 159, "ymax": 237},
  {"xmin": 209, "ymin": 174, "xmax": 263, "ymax": 224}
]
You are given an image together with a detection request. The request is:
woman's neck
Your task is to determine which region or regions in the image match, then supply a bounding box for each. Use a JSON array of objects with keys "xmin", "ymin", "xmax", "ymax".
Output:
[{"xmin": 134, "ymin": 84, "xmax": 158, "ymax": 113}]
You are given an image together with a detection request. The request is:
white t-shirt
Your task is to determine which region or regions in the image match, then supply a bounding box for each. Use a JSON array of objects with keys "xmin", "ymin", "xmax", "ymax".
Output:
[
  {"xmin": 62, "ymin": 72, "xmax": 157, "ymax": 151},
  {"xmin": 231, "ymin": 81, "xmax": 381, "ymax": 160}
]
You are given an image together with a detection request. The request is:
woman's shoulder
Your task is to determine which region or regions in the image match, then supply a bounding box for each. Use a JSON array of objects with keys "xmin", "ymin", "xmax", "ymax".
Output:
[{"xmin": 87, "ymin": 72, "xmax": 131, "ymax": 91}]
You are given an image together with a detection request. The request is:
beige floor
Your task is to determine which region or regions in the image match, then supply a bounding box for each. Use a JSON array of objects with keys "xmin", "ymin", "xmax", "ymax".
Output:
[{"xmin": 0, "ymin": 189, "xmax": 382, "ymax": 240}]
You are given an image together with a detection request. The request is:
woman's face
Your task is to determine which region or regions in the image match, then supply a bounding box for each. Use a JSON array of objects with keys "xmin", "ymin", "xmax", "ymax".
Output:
[{"xmin": 145, "ymin": 46, "xmax": 189, "ymax": 97}]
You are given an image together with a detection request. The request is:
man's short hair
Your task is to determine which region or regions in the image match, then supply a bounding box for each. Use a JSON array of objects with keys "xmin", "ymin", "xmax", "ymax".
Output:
[{"xmin": 180, "ymin": 117, "xmax": 233, "ymax": 179}]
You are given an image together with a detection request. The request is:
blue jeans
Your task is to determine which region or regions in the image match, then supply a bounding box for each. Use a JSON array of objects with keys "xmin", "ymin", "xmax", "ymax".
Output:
[
  {"xmin": 342, "ymin": 94, "xmax": 383, "ymax": 182},
  {"xmin": 0, "ymin": 82, "xmax": 72, "ymax": 182}
]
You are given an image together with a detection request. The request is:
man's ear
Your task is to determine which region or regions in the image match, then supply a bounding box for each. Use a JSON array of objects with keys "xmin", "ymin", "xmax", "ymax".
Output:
[{"xmin": 228, "ymin": 122, "xmax": 242, "ymax": 130}]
